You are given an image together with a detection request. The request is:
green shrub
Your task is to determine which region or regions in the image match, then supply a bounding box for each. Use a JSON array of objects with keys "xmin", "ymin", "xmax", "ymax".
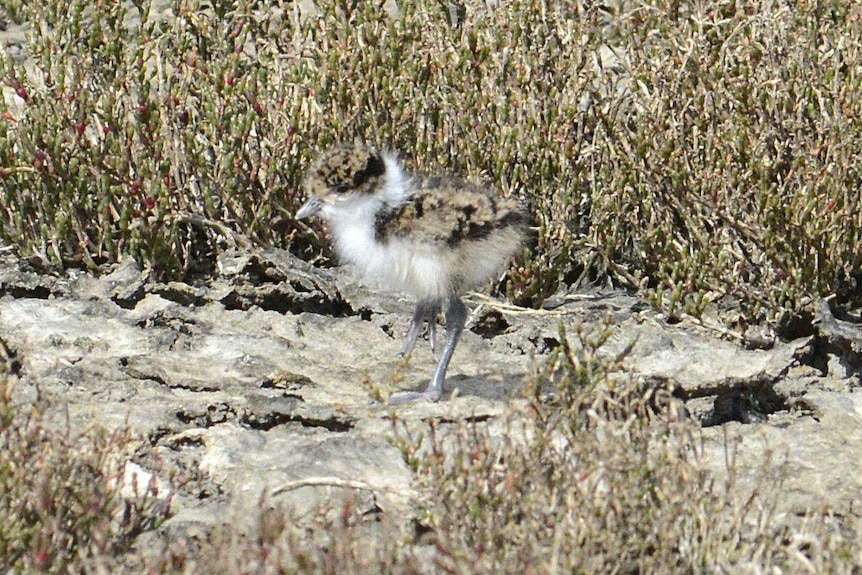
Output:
[
  {"xmin": 591, "ymin": 0, "xmax": 862, "ymax": 324},
  {"xmin": 0, "ymin": 0, "xmax": 308, "ymax": 276},
  {"xmin": 1, "ymin": 0, "xmax": 860, "ymax": 317},
  {"xmin": 0, "ymin": 378, "xmax": 169, "ymax": 572}
]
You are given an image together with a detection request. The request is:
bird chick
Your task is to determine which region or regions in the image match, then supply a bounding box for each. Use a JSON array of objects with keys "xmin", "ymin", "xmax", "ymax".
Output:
[{"xmin": 296, "ymin": 143, "xmax": 526, "ymax": 403}]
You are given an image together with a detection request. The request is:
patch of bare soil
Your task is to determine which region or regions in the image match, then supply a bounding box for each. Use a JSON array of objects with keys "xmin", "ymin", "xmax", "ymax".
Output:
[{"xmin": 1, "ymin": 248, "xmax": 860, "ymax": 558}]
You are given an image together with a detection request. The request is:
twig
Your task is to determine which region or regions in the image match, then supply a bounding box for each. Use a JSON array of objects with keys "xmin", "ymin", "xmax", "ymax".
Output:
[
  {"xmin": 463, "ymin": 292, "xmax": 596, "ymax": 316},
  {"xmin": 271, "ymin": 476, "xmax": 418, "ymax": 502}
]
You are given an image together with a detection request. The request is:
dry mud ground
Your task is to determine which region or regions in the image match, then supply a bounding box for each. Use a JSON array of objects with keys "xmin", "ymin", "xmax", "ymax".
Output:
[{"xmin": 1, "ymin": 248, "xmax": 862, "ymax": 558}]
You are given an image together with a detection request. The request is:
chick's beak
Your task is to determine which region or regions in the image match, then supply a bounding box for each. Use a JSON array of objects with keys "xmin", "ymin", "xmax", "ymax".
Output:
[{"xmin": 295, "ymin": 196, "xmax": 322, "ymax": 220}]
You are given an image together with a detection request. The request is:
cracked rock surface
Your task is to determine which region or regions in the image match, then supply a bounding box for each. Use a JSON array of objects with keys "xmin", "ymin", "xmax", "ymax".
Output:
[{"xmin": 1, "ymin": 250, "xmax": 861, "ymax": 550}]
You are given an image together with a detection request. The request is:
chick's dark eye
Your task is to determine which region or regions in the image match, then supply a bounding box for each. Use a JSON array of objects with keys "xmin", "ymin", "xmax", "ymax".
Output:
[{"xmin": 333, "ymin": 183, "xmax": 351, "ymax": 194}]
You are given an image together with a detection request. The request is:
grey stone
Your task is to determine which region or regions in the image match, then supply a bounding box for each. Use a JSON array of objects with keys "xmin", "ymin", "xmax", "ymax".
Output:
[{"xmin": 2, "ymin": 248, "xmax": 861, "ymax": 544}]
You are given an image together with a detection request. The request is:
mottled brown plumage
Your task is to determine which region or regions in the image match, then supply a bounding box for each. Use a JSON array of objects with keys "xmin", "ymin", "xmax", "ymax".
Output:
[{"xmin": 375, "ymin": 176, "xmax": 523, "ymax": 246}]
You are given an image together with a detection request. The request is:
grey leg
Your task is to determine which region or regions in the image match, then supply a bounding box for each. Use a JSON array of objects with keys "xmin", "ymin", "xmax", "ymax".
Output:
[
  {"xmin": 427, "ymin": 296, "xmax": 467, "ymax": 398},
  {"xmin": 388, "ymin": 296, "xmax": 467, "ymax": 405},
  {"xmin": 399, "ymin": 299, "xmax": 440, "ymax": 357}
]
